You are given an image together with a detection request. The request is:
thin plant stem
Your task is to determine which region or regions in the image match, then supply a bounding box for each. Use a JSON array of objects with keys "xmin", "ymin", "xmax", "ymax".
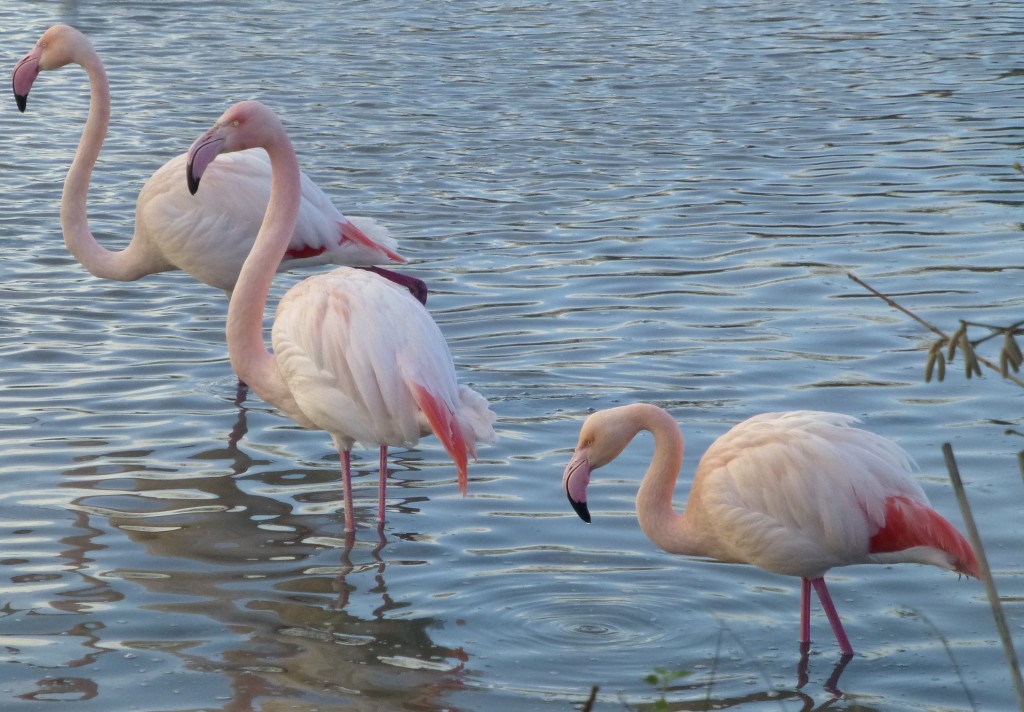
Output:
[
  {"xmin": 942, "ymin": 443, "xmax": 1024, "ymax": 711},
  {"xmin": 846, "ymin": 273, "xmax": 945, "ymax": 337},
  {"xmin": 847, "ymin": 273, "xmax": 1024, "ymax": 388}
]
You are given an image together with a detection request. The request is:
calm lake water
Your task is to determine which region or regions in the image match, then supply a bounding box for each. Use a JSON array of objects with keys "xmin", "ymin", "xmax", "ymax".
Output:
[{"xmin": 1, "ymin": 1, "xmax": 1022, "ymax": 710}]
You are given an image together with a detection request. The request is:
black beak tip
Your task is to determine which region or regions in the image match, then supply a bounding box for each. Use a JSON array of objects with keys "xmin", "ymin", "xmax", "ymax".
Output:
[
  {"xmin": 186, "ymin": 169, "xmax": 200, "ymax": 196},
  {"xmin": 410, "ymin": 278, "xmax": 429, "ymax": 306},
  {"xmin": 15, "ymin": 93, "xmax": 27, "ymax": 113},
  {"xmin": 568, "ymin": 496, "xmax": 591, "ymax": 524}
]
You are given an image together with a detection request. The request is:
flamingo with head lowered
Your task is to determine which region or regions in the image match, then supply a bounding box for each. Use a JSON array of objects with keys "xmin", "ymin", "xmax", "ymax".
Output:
[
  {"xmin": 11, "ymin": 24, "xmax": 425, "ymax": 303},
  {"xmin": 186, "ymin": 100, "xmax": 496, "ymax": 532},
  {"xmin": 563, "ymin": 403, "xmax": 978, "ymax": 655}
]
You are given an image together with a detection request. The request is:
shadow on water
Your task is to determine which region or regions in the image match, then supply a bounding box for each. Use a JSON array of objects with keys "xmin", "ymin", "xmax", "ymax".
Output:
[
  {"xmin": 591, "ymin": 648, "xmax": 868, "ymax": 712},
  {"xmin": 228, "ymin": 381, "xmax": 249, "ymax": 449},
  {"xmin": 620, "ymin": 639, "xmax": 862, "ymax": 712},
  {"xmin": 576, "ymin": 658, "xmax": 871, "ymax": 712},
  {"xmin": 796, "ymin": 643, "xmax": 853, "ymax": 698}
]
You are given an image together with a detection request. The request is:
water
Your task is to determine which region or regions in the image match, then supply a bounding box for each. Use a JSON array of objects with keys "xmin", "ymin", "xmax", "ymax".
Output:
[{"xmin": 1, "ymin": 1, "xmax": 1022, "ymax": 710}]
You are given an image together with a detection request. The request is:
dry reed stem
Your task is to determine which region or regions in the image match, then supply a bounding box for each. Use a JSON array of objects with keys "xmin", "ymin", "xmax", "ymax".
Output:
[{"xmin": 942, "ymin": 444, "xmax": 1024, "ymax": 711}]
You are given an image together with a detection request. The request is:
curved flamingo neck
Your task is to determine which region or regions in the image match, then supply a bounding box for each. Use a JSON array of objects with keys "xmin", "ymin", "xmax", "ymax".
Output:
[
  {"xmin": 631, "ymin": 405, "xmax": 702, "ymax": 556},
  {"xmin": 60, "ymin": 44, "xmax": 159, "ymax": 280},
  {"xmin": 226, "ymin": 130, "xmax": 303, "ymax": 415}
]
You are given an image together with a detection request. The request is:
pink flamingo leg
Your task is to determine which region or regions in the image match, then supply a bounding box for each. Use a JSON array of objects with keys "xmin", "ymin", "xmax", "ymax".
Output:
[
  {"xmin": 377, "ymin": 445, "xmax": 388, "ymax": 526},
  {"xmin": 340, "ymin": 450, "xmax": 356, "ymax": 533},
  {"xmin": 800, "ymin": 578, "xmax": 812, "ymax": 644},
  {"xmin": 810, "ymin": 577, "xmax": 854, "ymax": 656}
]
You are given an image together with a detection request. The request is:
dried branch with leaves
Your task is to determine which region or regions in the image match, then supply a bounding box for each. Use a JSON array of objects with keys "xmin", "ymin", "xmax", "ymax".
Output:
[{"xmin": 847, "ymin": 273, "xmax": 1024, "ymax": 388}]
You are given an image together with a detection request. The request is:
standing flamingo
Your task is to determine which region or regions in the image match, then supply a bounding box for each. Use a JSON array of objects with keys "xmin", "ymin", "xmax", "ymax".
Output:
[
  {"xmin": 11, "ymin": 24, "xmax": 425, "ymax": 302},
  {"xmin": 186, "ymin": 100, "xmax": 496, "ymax": 532},
  {"xmin": 562, "ymin": 404, "xmax": 978, "ymax": 655}
]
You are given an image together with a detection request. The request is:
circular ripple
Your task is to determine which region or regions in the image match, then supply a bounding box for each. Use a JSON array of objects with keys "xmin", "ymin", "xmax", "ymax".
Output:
[{"xmin": 444, "ymin": 570, "xmax": 710, "ymax": 699}]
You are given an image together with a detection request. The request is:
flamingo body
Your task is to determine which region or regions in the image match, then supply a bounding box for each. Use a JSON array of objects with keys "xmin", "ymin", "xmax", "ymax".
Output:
[
  {"xmin": 135, "ymin": 149, "xmax": 403, "ymax": 293},
  {"xmin": 186, "ymin": 101, "xmax": 496, "ymax": 532},
  {"xmin": 12, "ymin": 24, "xmax": 409, "ymax": 296},
  {"xmin": 271, "ymin": 266, "xmax": 493, "ymax": 459},
  {"xmin": 563, "ymin": 404, "xmax": 978, "ymax": 654}
]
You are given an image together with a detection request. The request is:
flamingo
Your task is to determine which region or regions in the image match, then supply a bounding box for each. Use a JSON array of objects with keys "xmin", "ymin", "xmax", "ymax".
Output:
[
  {"xmin": 186, "ymin": 100, "xmax": 496, "ymax": 532},
  {"xmin": 11, "ymin": 24, "xmax": 425, "ymax": 302},
  {"xmin": 562, "ymin": 404, "xmax": 979, "ymax": 655}
]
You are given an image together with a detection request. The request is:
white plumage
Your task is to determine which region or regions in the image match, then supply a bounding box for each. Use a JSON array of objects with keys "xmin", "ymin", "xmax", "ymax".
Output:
[
  {"xmin": 135, "ymin": 150, "xmax": 401, "ymax": 293},
  {"xmin": 685, "ymin": 410, "xmax": 926, "ymax": 577},
  {"xmin": 272, "ymin": 266, "xmax": 495, "ymax": 452}
]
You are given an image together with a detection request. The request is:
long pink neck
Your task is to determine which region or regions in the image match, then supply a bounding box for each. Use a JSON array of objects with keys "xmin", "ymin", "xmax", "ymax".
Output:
[
  {"xmin": 60, "ymin": 46, "xmax": 159, "ymax": 280},
  {"xmin": 226, "ymin": 132, "xmax": 304, "ymax": 417},
  {"xmin": 631, "ymin": 405, "xmax": 704, "ymax": 557}
]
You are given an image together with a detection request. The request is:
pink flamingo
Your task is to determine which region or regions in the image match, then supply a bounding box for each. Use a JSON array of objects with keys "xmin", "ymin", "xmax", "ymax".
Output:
[
  {"xmin": 186, "ymin": 100, "xmax": 496, "ymax": 532},
  {"xmin": 11, "ymin": 24, "xmax": 425, "ymax": 302},
  {"xmin": 563, "ymin": 404, "xmax": 979, "ymax": 655}
]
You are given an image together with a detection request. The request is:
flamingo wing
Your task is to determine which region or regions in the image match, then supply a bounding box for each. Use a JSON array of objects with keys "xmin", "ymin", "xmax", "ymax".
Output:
[
  {"xmin": 271, "ymin": 268, "xmax": 483, "ymax": 464},
  {"xmin": 135, "ymin": 149, "xmax": 402, "ymax": 293},
  {"xmin": 691, "ymin": 411, "xmax": 931, "ymax": 578}
]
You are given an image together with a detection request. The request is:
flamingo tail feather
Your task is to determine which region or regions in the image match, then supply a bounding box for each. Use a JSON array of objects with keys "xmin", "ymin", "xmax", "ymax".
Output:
[
  {"xmin": 340, "ymin": 219, "xmax": 405, "ymax": 263},
  {"xmin": 409, "ymin": 383, "xmax": 470, "ymax": 495},
  {"xmin": 869, "ymin": 495, "xmax": 979, "ymax": 578}
]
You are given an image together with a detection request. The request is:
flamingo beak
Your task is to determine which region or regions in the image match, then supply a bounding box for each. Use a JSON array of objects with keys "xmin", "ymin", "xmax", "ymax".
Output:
[
  {"xmin": 12, "ymin": 45, "xmax": 43, "ymax": 113},
  {"xmin": 360, "ymin": 267, "xmax": 429, "ymax": 305},
  {"xmin": 186, "ymin": 129, "xmax": 225, "ymax": 195},
  {"xmin": 563, "ymin": 450, "xmax": 592, "ymax": 523}
]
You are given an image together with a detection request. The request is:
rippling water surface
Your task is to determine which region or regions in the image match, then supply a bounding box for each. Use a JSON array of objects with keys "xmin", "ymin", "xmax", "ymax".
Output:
[{"xmin": 1, "ymin": 1, "xmax": 1022, "ymax": 710}]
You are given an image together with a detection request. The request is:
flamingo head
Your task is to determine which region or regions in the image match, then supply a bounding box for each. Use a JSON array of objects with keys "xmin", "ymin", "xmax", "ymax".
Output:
[
  {"xmin": 187, "ymin": 100, "xmax": 286, "ymax": 195},
  {"xmin": 565, "ymin": 409, "xmax": 626, "ymax": 520},
  {"xmin": 12, "ymin": 25, "xmax": 93, "ymax": 113},
  {"xmin": 563, "ymin": 408, "xmax": 637, "ymax": 524}
]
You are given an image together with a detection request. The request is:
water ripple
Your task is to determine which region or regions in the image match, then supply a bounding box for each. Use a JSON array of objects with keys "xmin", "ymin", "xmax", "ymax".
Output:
[{"xmin": 0, "ymin": 1, "xmax": 1021, "ymax": 710}]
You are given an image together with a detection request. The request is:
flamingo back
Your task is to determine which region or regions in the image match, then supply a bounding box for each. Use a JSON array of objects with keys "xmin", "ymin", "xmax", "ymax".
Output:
[
  {"xmin": 135, "ymin": 149, "xmax": 402, "ymax": 293},
  {"xmin": 689, "ymin": 411, "xmax": 935, "ymax": 578}
]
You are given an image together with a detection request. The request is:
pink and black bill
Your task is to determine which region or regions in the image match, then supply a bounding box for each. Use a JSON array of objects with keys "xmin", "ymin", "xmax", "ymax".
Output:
[
  {"xmin": 12, "ymin": 43, "xmax": 43, "ymax": 112},
  {"xmin": 563, "ymin": 453, "xmax": 592, "ymax": 523},
  {"xmin": 185, "ymin": 131, "xmax": 225, "ymax": 195}
]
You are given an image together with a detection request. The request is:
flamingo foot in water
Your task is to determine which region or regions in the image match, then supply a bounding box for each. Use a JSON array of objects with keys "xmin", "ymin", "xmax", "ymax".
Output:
[
  {"xmin": 796, "ymin": 641, "xmax": 853, "ymax": 696},
  {"xmin": 377, "ymin": 445, "xmax": 388, "ymax": 528},
  {"xmin": 340, "ymin": 450, "xmax": 356, "ymax": 533},
  {"xmin": 233, "ymin": 379, "xmax": 249, "ymax": 406}
]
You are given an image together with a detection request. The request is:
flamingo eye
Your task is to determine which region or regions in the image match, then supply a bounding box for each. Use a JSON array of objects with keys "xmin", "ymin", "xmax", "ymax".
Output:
[{"xmin": 231, "ymin": 120, "xmax": 240, "ymax": 127}]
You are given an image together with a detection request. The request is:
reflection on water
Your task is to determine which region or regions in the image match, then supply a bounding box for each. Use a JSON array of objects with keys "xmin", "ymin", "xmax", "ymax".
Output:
[
  {"xmin": 1, "ymin": 0, "xmax": 1022, "ymax": 710},
  {"xmin": 6, "ymin": 456, "xmax": 468, "ymax": 709}
]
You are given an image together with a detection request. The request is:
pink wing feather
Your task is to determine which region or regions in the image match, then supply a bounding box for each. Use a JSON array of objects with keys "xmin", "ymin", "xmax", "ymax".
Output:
[
  {"xmin": 409, "ymin": 383, "xmax": 470, "ymax": 494},
  {"xmin": 869, "ymin": 495, "xmax": 979, "ymax": 577}
]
